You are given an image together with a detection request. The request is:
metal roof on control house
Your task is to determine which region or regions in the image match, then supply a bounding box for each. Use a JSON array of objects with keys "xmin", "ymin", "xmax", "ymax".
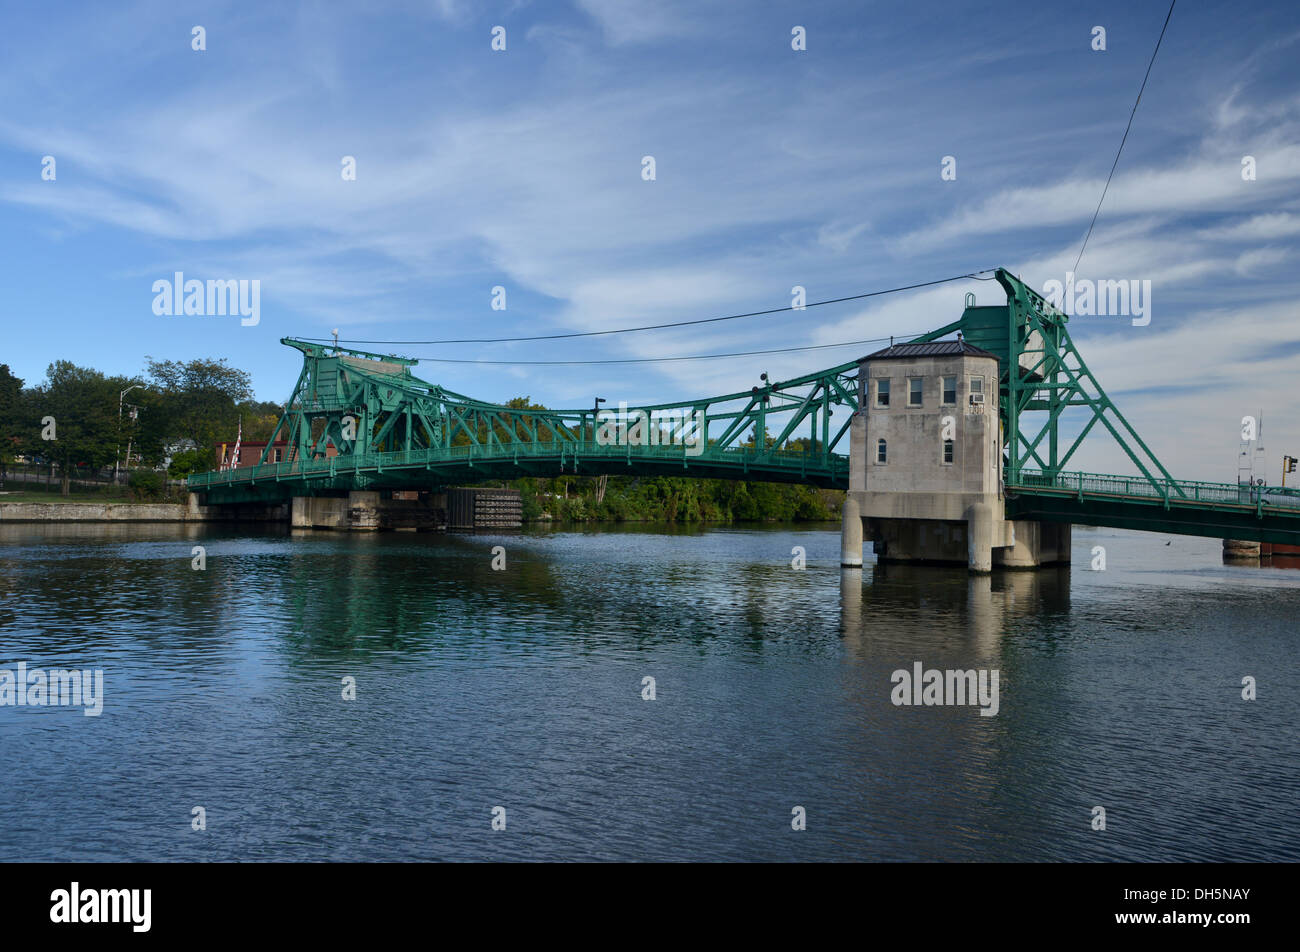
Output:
[{"xmin": 859, "ymin": 340, "xmax": 1000, "ymax": 361}]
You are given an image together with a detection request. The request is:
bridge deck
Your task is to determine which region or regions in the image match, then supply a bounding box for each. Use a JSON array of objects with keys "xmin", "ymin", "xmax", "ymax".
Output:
[
  {"xmin": 188, "ymin": 440, "xmax": 852, "ymax": 502},
  {"xmin": 190, "ymin": 451, "xmax": 1300, "ymax": 544},
  {"xmin": 1006, "ymin": 470, "xmax": 1300, "ymax": 546}
]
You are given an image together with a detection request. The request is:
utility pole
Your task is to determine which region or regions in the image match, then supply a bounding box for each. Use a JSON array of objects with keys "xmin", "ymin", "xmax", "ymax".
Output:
[
  {"xmin": 115, "ymin": 384, "xmax": 146, "ymax": 482},
  {"xmin": 124, "ymin": 405, "xmax": 140, "ymax": 475}
]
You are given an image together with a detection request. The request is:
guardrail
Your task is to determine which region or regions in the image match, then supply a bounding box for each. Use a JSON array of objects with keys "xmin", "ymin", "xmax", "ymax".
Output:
[{"xmin": 1010, "ymin": 469, "xmax": 1300, "ymax": 509}]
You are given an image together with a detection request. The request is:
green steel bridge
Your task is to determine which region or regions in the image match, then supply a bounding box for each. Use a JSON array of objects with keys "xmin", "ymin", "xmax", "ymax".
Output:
[{"xmin": 188, "ymin": 269, "xmax": 1300, "ymax": 545}]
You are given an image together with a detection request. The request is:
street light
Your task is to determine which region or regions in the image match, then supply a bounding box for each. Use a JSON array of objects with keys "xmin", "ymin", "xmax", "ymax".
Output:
[{"xmin": 115, "ymin": 384, "xmax": 146, "ymax": 481}]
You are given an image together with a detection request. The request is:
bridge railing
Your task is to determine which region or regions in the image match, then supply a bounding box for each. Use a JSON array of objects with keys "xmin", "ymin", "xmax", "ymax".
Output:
[
  {"xmin": 186, "ymin": 439, "xmax": 850, "ymax": 490},
  {"xmin": 1011, "ymin": 469, "xmax": 1300, "ymax": 509}
]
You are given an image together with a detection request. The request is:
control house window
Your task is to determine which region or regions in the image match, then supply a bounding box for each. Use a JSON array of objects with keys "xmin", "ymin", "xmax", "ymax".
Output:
[
  {"xmin": 876, "ymin": 439, "xmax": 887, "ymax": 464},
  {"xmin": 970, "ymin": 376, "xmax": 984, "ymax": 397},
  {"xmin": 908, "ymin": 377, "xmax": 923, "ymax": 407},
  {"xmin": 942, "ymin": 376, "xmax": 957, "ymax": 405},
  {"xmin": 876, "ymin": 379, "xmax": 890, "ymax": 407},
  {"xmin": 943, "ymin": 440, "xmax": 954, "ymax": 464}
]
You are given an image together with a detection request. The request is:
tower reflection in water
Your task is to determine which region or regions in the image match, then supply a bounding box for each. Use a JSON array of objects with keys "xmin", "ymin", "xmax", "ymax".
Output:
[{"xmin": 835, "ymin": 561, "xmax": 1076, "ymax": 859}]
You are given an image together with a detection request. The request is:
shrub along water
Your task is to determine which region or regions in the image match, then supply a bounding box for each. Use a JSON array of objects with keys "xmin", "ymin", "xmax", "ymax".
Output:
[{"xmin": 508, "ymin": 475, "xmax": 842, "ymax": 525}]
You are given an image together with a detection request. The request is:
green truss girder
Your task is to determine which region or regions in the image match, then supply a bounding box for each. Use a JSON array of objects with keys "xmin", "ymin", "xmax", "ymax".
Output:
[
  {"xmin": 910, "ymin": 268, "xmax": 1182, "ymax": 497},
  {"xmin": 230, "ymin": 336, "xmax": 860, "ymax": 490},
  {"xmin": 187, "ymin": 275, "xmax": 1300, "ymax": 544}
]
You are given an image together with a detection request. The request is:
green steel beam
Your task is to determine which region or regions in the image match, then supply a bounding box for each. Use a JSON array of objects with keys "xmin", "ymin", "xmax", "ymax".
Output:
[{"xmin": 188, "ymin": 279, "xmax": 1286, "ymax": 544}]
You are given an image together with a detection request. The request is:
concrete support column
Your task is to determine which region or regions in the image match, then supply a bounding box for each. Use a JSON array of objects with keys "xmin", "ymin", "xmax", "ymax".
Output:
[
  {"xmin": 292, "ymin": 495, "xmax": 348, "ymax": 529},
  {"xmin": 993, "ymin": 520, "xmax": 1074, "ymax": 568},
  {"xmin": 841, "ymin": 493, "xmax": 864, "ymax": 567},
  {"xmin": 966, "ymin": 502, "xmax": 993, "ymax": 573}
]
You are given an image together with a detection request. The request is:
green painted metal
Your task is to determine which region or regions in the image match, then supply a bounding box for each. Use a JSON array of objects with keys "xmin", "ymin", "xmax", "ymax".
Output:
[
  {"xmin": 1006, "ymin": 470, "xmax": 1300, "ymax": 545},
  {"xmin": 189, "ymin": 337, "xmax": 860, "ymax": 499},
  {"xmin": 186, "ymin": 272, "xmax": 1300, "ymax": 545},
  {"xmin": 910, "ymin": 268, "xmax": 1180, "ymax": 496}
]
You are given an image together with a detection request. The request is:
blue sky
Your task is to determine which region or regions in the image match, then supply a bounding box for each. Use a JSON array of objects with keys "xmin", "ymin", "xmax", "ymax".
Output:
[{"xmin": 2, "ymin": 0, "xmax": 1298, "ymax": 481}]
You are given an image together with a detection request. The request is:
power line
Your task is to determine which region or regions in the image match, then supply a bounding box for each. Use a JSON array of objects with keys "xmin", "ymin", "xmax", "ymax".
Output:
[
  {"xmin": 303, "ymin": 270, "xmax": 995, "ymax": 346},
  {"xmin": 1073, "ymin": 0, "xmax": 1176, "ymax": 273},
  {"xmin": 404, "ymin": 334, "xmax": 915, "ymax": 365}
]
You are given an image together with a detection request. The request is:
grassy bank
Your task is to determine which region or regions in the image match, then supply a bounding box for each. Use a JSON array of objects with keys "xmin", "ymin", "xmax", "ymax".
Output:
[{"xmin": 0, "ymin": 488, "xmax": 147, "ymax": 505}]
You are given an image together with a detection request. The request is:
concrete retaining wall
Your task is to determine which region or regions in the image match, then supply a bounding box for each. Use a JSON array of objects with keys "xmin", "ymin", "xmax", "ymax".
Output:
[
  {"xmin": 0, "ymin": 502, "xmax": 208, "ymax": 522},
  {"xmin": 0, "ymin": 497, "xmax": 288, "ymax": 523}
]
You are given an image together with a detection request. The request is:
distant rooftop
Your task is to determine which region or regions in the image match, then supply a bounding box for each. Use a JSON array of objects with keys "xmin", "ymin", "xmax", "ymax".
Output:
[{"xmin": 860, "ymin": 339, "xmax": 998, "ymax": 361}]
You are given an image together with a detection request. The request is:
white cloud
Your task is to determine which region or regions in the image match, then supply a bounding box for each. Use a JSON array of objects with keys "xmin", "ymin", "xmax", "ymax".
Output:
[{"xmin": 573, "ymin": 0, "xmax": 701, "ymax": 45}]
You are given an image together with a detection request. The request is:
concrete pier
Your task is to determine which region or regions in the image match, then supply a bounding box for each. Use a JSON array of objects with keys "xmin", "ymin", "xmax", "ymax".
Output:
[
  {"xmin": 288, "ymin": 488, "xmax": 518, "ymax": 531},
  {"xmin": 290, "ymin": 492, "xmax": 405, "ymax": 530},
  {"xmin": 291, "ymin": 495, "xmax": 349, "ymax": 529},
  {"xmin": 994, "ymin": 521, "xmax": 1071, "ymax": 568},
  {"xmin": 966, "ymin": 502, "xmax": 993, "ymax": 573},
  {"xmin": 840, "ymin": 493, "xmax": 863, "ymax": 567}
]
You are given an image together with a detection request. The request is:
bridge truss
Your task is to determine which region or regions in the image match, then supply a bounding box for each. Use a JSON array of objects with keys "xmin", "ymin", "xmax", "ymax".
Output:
[{"xmin": 186, "ymin": 269, "xmax": 1300, "ymax": 544}]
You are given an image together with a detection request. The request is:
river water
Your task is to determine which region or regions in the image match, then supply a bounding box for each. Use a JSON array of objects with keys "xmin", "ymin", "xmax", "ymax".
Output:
[{"xmin": 0, "ymin": 521, "xmax": 1296, "ymax": 861}]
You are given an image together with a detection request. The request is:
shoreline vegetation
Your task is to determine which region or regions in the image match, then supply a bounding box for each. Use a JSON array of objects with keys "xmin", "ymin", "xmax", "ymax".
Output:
[{"xmin": 508, "ymin": 475, "xmax": 842, "ymax": 525}]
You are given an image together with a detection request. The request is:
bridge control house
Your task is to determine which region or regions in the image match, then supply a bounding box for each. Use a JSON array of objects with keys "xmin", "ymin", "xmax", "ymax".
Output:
[{"xmin": 841, "ymin": 339, "xmax": 1071, "ymax": 571}]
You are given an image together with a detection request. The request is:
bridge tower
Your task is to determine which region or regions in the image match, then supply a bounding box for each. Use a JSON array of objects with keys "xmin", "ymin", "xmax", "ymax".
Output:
[{"xmin": 841, "ymin": 339, "xmax": 1070, "ymax": 571}]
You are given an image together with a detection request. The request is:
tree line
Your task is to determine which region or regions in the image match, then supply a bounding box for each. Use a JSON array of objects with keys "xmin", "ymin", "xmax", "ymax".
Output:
[{"xmin": 0, "ymin": 357, "xmax": 280, "ymax": 495}]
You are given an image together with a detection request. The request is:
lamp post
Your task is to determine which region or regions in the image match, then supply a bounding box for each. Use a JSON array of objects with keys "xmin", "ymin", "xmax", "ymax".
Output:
[
  {"xmin": 115, "ymin": 385, "xmax": 146, "ymax": 481},
  {"xmin": 592, "ymin": 397, "xmax": 606, "ymax": 447}
]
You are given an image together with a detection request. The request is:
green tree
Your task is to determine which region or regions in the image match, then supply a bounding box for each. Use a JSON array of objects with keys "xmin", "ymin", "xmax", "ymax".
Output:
[
  {"xmin": 238, "ymin": 399, "xmax": 286, "ymax": 442},
  {"xmin": 0, "ymin": 364, "xmax": 26, "ymax": 485},
  {"xmin": 146, "ymin": 357, "xmax": 254, "ymax": 470},
  {"xmin": 165, "ymin": 448, "xmax": 208, "ymax": 479},
  {"xmin": 31, "ymin": 361, "xmax": 135, "ymax": 495}
]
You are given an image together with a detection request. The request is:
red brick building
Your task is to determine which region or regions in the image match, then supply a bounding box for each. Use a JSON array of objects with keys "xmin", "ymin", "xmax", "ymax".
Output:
[
  {"xmin": 215, "ymin": 438, "xmax": 344, "ymax": 469},
  {"xmin": 216, "ymin": 440, "xmax": 286, "ymax": 470}
]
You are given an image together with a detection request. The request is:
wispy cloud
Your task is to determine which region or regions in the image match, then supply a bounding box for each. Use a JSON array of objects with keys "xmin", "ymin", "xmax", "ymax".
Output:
[{"xmin": 0, "ymin": 0, "xmax": 1296, "ymax": 480}]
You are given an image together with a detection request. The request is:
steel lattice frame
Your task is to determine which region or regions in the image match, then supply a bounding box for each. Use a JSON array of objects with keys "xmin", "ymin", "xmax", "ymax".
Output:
[{"xmin": 911, "ymin": 268, "xmax": 1183, "ymax": 497}]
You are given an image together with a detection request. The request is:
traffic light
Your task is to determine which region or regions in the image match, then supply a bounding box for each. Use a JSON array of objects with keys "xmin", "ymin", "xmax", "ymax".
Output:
[{"xmin": 1288, "ymin": 455, "xmax": 1298, "ymax": 474}]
